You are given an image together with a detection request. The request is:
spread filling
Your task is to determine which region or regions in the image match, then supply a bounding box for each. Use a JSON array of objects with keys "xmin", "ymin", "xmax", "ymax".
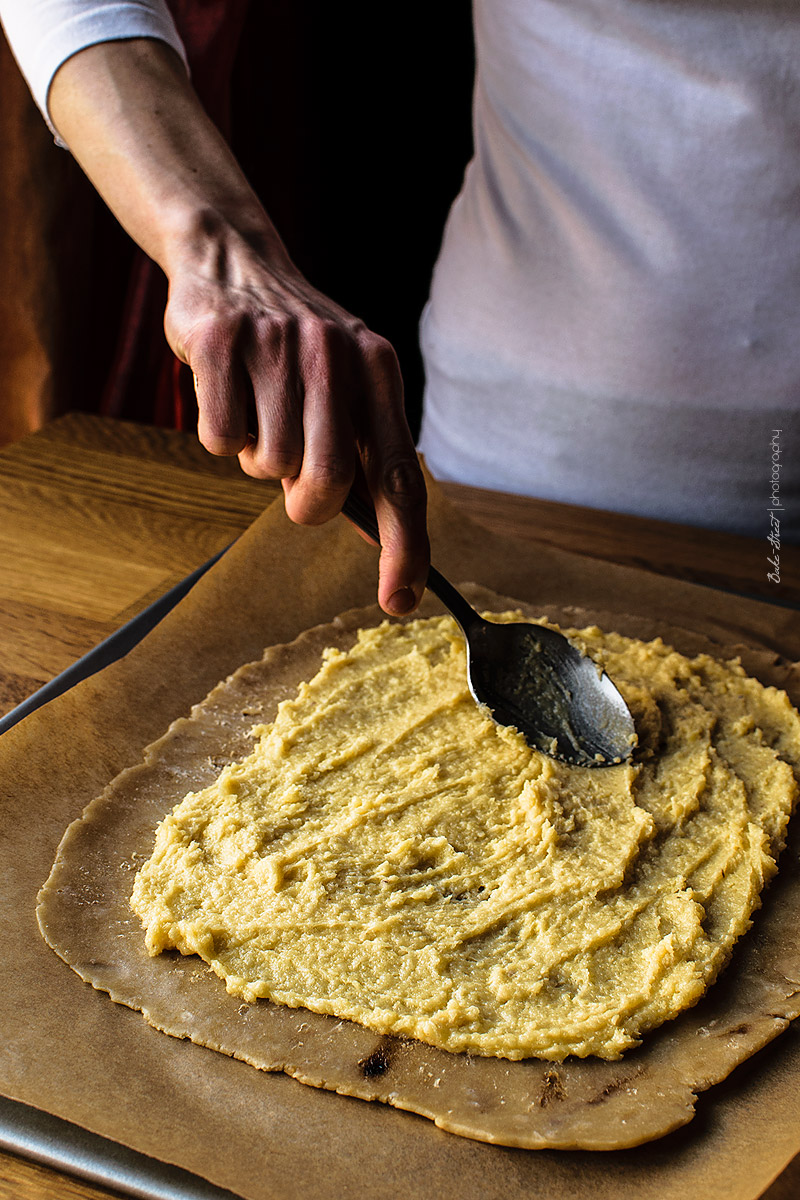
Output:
[{"xmin": 131, "ymin": 615, "xmax": 800, "ymax": 1060}]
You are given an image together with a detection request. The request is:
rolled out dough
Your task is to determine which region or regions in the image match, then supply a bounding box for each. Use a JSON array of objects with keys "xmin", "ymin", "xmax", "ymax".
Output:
[{"xmin": 37, "ymin": 589, "xmax": 800, "ymax": 1150}]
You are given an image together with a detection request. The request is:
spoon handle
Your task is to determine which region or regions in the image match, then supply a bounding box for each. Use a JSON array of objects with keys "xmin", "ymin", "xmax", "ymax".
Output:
[
  {"xmin": 424, "ymin": 567, "xmax": 484, "ymax": 637},
  {"xmin": 341, "ymin": 491, "xmax": 381, "ymax": 544},
  {"xmin": 341, "ymin": 491, "xmax": 483, "ymax": 636}
]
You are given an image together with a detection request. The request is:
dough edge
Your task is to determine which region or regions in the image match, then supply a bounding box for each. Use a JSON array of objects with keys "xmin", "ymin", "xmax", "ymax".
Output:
[{"xmin": 36, "ymin": 586, "xmax": 800, "ymax": 1151}]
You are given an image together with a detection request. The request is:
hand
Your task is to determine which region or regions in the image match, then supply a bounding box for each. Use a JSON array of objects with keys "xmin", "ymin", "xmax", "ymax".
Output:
[
  {"xmin": 164, "ymin": 226, "xmax": 429, "ymax": 615},
  {"xmin": 47, "ymin": 37, "xmax": 428, "ymax": 613}
]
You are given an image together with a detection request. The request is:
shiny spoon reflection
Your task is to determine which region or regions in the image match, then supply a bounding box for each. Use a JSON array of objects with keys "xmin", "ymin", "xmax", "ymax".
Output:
[{"xmin": 341, "ymin": 492, "xmax": 637, "ymax": 768}]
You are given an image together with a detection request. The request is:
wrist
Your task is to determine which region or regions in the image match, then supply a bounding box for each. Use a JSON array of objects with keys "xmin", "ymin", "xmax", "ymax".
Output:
[
  {"xmin": 49, "ymin": 38, "xmax": 291, "ymax": 281},
  {"xmin": 160, "ymin": 200, "xmax": 292, "ymax": 286}
]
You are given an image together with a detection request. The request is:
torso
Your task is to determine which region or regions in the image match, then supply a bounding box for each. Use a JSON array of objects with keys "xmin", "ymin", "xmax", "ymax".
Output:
[{"xmin": 419, "ymin": 0, "xmax": 800, "ymax": 537}]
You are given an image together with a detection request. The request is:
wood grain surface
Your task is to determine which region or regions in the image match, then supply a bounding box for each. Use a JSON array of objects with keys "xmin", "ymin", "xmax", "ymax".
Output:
[
  {"xmin": 0, "ymin": 414, "xmax": 277, "ymax": 716},
  {"xmin": 1, "ymin": 411, "xmax": 798, "ymax": 1200},
  {"xmin": 439, "ymin": 482, "xmax": 800, "ymax": 607}
]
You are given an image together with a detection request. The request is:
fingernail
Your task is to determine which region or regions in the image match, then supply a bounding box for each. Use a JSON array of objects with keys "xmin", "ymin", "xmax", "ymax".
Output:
[{"xmin": 387, "ymin": 587, "xmax": 416, "ymax": 616}]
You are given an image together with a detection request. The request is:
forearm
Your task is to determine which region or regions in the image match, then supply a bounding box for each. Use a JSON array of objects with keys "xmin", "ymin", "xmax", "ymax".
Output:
[
  {"xmin": 48, "ymin": 37, "xmax": 287, "ymax": 278},
  {"xmin": 48, "ymin": 35, "xmax": 429, "ymax": 615}
]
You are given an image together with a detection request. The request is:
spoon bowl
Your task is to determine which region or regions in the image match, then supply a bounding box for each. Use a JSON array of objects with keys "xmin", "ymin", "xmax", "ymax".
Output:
[
  {"xmin": 460, "ymin": 607, "xmax": 635, "ymax": 766},
  {"xmin": 342, "ymin": 493, "xmax": 637, "ymax": 768}
]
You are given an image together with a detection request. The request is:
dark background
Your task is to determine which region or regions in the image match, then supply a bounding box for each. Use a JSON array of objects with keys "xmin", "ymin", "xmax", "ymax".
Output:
[
  {"xmin": 0, "ymin": 4, "xmax": 474, "ymax": 445},
  {"xmin": 232, "ymin": 4, "xmax": 476, "ymax": 437}
]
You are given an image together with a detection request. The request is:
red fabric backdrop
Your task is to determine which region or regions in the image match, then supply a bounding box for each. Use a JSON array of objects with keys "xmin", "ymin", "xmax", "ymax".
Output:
[
  {"xmin": 100, "ymin": 0, "xmax": 250, "ymax": 431},
  {"xmin": 0, "ymin": 3, "xmax": 472, "ymax": 448}
]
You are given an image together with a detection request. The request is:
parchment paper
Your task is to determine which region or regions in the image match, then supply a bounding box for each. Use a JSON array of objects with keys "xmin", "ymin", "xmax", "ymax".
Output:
[
  {"xmin": 34, "ymin": 586, "xmax": 800, "ymax": 1154},
  {"xmin": 2, "ymin": 481, "xmax": 800, "ymax": 1200}
]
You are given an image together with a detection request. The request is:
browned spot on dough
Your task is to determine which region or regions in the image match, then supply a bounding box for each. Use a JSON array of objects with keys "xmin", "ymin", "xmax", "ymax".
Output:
[
  {"xmin": 538, "ymin": 1068, "xmax": 566, "ymax": 1106},
  {"xmin": 726, "ymin": 1023, "xmax": 751, "ymax": 1036},
  {"xmin": 587, "ymin": 1067, "xmax": 644, "ymax": 1105},
  {"xmin": 358, "ymin": 1039, "xmax": 393, "ymax": 1078}
]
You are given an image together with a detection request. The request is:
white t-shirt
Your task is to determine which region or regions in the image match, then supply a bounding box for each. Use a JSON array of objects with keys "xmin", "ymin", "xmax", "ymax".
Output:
[
  {"xmin": 419, "ymin": 0, "xmax": 800, "ymax": 539},
  {"xmin": 2, "ymin": 0, "xmax": 797, "ymax": 538},
  {"xmin": 0, "ymin": 0, "xmax": 186, "ymax": 141}
]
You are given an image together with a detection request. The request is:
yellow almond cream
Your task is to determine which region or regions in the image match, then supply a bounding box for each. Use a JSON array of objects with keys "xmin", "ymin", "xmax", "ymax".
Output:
[{"xmin": 131, "ymin": 615, "xmax": 800, "ymax": 1061}]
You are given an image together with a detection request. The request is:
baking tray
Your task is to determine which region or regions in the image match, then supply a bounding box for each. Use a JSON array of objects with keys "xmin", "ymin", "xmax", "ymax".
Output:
[
  {"xmin": 1, "ymin": 548, "xmax": 238, "ymax": 1199},
  {"xmin": 0, "ymin": 546, "xmax": 230, "ymax": 738},
  {"xmin": 0, "ymin": 1095, "xmax": 238, "ymax": 1200}
]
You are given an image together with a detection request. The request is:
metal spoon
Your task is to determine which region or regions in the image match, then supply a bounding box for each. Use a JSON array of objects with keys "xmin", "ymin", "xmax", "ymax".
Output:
[{"xmin": 342, "ymin": 492, "xmax": 636, "ymax": 767}]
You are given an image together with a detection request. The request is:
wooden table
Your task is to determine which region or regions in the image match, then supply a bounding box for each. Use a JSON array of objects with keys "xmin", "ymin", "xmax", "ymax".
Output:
[{"xmin": 1, "ymin": 411, "xmax": 798, "ymax": 1200}]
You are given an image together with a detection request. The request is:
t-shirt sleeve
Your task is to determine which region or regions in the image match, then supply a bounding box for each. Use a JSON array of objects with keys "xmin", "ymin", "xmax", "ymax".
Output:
[{"xmin": 0, "ymin": 0, "xmax": 189, "ymax": 141}]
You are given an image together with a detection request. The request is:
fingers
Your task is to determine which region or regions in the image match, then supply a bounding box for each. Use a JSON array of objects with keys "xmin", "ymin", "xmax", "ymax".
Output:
[
  {"xmin": 186, "ymin": 319, "xmax": 250, "ymax": 456},
  {"xmin": 170, "ymin": 273, "xmax": 428, "ymax": 618},
  {"xmin": 356, "ymin": 334, "xmax": 429, "ymax": 616},
  {"xmin": 189, "ymin": 311, "xmax": 357, "ymax": 522},
  {"xmin": 236, "ymin": 316, "xmax": 304, "ymax": 480},
  {"xmin": 279, "ymin": 320, "xmax": 356, "ymax": 525}
]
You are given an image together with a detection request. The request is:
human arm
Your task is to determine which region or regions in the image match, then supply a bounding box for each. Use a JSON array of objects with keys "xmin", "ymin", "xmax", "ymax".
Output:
[{"xmin": 43, "ymin": 34, "xmax": 428, "ymax": 615}]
